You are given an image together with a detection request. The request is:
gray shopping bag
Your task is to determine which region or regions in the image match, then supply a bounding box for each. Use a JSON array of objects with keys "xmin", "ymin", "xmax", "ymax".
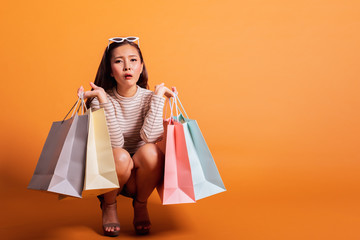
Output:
[{"xmin": 28, "ymin": 97, "xmax": 89, "ymax": 198}]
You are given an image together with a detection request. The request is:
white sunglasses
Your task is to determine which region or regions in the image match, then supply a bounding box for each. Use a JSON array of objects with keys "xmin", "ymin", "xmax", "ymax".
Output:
[{"xmin": 107, "ymin": 36, "xmax": 140, "ymax": 50}]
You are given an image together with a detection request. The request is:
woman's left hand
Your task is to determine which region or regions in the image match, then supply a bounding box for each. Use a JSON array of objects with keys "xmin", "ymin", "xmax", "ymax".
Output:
[{"xmin": 154, "ymin": 83, "xmax": 175, "ymax": 98}]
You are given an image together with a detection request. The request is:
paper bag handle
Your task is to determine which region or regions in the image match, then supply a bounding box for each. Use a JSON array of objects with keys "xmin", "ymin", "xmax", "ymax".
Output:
[
  {"xmin": 61, "ymin": 94, "xmax": 88, "ymax": 123},
  {"xmin": 173, "ymin": 93, "xmax": 189, "ymax": 119},
  {"xmin": 164, "ymin": 95, "xmax": 177, "ymax": 120}
]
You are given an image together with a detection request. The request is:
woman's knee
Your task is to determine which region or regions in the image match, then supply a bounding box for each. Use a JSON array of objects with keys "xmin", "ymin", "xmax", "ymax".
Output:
[
  {"xmin": 112, "ymin": 147, "xmax": 134, "ymax": 173},
  {"xmin": 135, "ymin": 143, "xmax": 164, "ymax": 170}
]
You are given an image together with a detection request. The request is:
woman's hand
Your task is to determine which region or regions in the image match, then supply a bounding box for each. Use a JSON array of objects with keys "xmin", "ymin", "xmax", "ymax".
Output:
[
  {"xmin": 77, "ymin": 82, "xmax": 108, "ymax": 104},
  {"xmin": 154, "ymin": 83, "xmax": 177, "ymax": 98}
]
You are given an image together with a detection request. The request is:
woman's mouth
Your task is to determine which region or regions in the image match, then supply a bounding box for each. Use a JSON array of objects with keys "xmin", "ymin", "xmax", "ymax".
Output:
[{"xmin": 125, "ymin": 74, "xmax": 133, "ymax": 79}]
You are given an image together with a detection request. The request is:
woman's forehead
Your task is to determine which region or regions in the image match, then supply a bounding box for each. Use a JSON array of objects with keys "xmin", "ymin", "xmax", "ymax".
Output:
[
  {"xmin": 111, "ymin": 45, "xmax": 139, "ymax": 58},
  {"xmin": 113, "ymin": 54, "xmax": 138, "ymax": 59}
]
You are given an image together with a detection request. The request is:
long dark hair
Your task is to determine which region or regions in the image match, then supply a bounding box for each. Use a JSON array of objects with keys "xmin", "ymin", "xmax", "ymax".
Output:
[{"xmin": 85, "ymin": 40, "xmax": 149, "ymax": 109}]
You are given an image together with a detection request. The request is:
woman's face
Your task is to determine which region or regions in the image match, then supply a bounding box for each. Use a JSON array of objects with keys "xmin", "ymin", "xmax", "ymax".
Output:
[{"xmin": 110, "ymin": 44, "xmax": 143, "ymax": 88}]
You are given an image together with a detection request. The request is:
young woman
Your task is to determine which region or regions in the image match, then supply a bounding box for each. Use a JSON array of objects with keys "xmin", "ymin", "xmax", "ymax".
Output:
[{"xmin": 77, "ymin": 36, "xmax": 175, "ymax": 237}]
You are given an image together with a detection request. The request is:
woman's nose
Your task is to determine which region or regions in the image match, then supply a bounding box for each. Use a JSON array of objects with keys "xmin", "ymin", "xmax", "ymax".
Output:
[{"xmin": 123, "ymin": 60, "xmax": 131, "ymax": 71}]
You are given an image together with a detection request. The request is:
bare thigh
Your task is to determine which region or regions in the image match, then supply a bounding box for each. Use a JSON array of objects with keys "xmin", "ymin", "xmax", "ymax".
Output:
[{"xmin": 122, "ymin": 143, "xmax": 164, "ymax": 197}]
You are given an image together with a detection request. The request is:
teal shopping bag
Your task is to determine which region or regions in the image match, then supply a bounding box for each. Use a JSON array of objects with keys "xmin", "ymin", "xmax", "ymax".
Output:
[{"xmin": 172, "ymin": 93, "xmax": 226, "ymax": 200}]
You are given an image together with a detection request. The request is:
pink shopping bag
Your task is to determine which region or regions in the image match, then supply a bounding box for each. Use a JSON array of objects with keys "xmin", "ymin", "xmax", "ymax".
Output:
[{"xmin": 156, "ymin": 97, "xmax": 195, "ymax": 204}]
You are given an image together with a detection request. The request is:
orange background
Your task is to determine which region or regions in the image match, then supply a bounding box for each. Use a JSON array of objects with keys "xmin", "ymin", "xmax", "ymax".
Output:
[{"xmin": 1, "ymin": 0, "xmax": 360, "ymax": 239}]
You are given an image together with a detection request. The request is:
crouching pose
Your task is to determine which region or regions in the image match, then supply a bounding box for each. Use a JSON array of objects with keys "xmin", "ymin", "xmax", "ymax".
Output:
[{"xmin": 77, "ymin": 36, "xmax": 175, "ymax": 237}]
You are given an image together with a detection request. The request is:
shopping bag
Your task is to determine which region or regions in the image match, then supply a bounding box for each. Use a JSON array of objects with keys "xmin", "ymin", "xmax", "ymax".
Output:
[
  {"xmin": 156, "ymin": 97, "xmax": 196, "ymax": 205},
  {"xmin": 28, "ymin": 97, "xmax": 88, "ymax": 198},
  {"xmin": 82, "ymin": 107, "xmax": 120, "ymax": 197},
  {"xmin": 172, "ymin": 93, "xmax": 226, "ymax": 200}
]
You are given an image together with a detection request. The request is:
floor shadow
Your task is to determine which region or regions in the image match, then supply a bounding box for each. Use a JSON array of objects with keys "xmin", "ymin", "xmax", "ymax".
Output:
[{"xmin": 1, "ymin": 172, "xmax": 191, "ymax": 239}]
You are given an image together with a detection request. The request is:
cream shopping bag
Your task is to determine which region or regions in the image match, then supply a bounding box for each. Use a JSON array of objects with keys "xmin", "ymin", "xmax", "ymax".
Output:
[{"xmin": 81, "ymin": 107, "xmax": 120, "ymax": 197}]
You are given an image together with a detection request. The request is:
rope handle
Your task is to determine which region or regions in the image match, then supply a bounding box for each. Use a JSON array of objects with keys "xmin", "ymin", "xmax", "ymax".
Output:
[
  {"xmin": 174, "ymin": 93, "xmax": 189, "ymax": 119},
  {"xmin": 61, "ymin": 93, "xmax": 88, "ymax": 123}
]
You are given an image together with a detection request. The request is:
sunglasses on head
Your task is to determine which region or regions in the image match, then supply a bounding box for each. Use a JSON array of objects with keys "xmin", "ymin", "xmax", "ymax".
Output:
[{"xmin": 107, "ymin": 36, "xmax": 140, "ymax": 50}]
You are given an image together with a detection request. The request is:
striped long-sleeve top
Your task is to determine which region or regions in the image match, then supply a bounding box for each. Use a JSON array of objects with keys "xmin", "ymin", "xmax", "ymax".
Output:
[{"xmin": 90, "ymin": 84, "xmax": 165, "ymax": 155}]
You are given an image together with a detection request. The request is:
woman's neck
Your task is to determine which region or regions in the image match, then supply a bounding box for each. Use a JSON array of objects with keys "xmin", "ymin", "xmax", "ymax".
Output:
[{"xmin": 116, "ymin": 84, "xmax": 137, "ymax": 97}]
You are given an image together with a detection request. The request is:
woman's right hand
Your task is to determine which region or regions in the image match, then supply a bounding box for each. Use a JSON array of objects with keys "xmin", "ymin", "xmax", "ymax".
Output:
[
  {"xmin": 154, "ymin": 83, "xmax": 178, "ymax": 99},
  {"xmin": 77, "ymin": 82, "xmax": 108, "ymax": 104}
]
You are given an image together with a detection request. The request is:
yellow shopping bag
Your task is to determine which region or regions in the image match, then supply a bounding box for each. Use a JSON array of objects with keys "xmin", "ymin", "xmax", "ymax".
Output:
[{"xmin": 82, "ymin": 107, "xmax": 120, "ymax": 197}]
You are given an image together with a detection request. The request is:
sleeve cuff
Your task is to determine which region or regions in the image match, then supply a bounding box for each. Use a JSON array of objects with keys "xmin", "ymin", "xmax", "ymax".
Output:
[
  {"xmin": 99, "ymin": 101, "xmax": 111, "ymax": 105},
  {"xmin": 152, "ymin": 94, "xmax": 166, "ymax": 102},
  {"xmin": 99, "ymin": 101, "xmax": 112, "ymax": 107}
]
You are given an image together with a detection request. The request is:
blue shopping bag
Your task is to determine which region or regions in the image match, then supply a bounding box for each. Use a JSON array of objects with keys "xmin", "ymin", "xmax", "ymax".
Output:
[{"xmin": 171, "ymin": 93, "xmax": 226, "ymax": 200}]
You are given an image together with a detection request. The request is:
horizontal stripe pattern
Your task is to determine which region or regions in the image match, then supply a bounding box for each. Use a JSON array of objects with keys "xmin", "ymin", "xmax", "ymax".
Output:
[{"xmin": 90, "ymin": 85, "xmax": 165, "ymax": 154}]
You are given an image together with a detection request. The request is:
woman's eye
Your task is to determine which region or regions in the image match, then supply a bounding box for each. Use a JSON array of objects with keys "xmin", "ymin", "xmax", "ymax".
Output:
[
  {"xmin": 115, "ymin": 60, "xmax": 122, "ymax": 63},
  {"xmin": 131, "ymin": 59, "xmax": 137, "ymax": 61}
]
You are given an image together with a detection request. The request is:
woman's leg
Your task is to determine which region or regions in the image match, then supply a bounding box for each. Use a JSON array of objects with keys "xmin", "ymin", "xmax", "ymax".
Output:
[
  {"xmin": 128, "ymin": 143, "xmax": 164, "ymax": 200},
  {"xmin": 102, "ymin": 147, "xmax": 134, "ymax": 233},
  {"xmin": 125, "ymin": 143, "xmax": 165, "ymax": 233}
]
